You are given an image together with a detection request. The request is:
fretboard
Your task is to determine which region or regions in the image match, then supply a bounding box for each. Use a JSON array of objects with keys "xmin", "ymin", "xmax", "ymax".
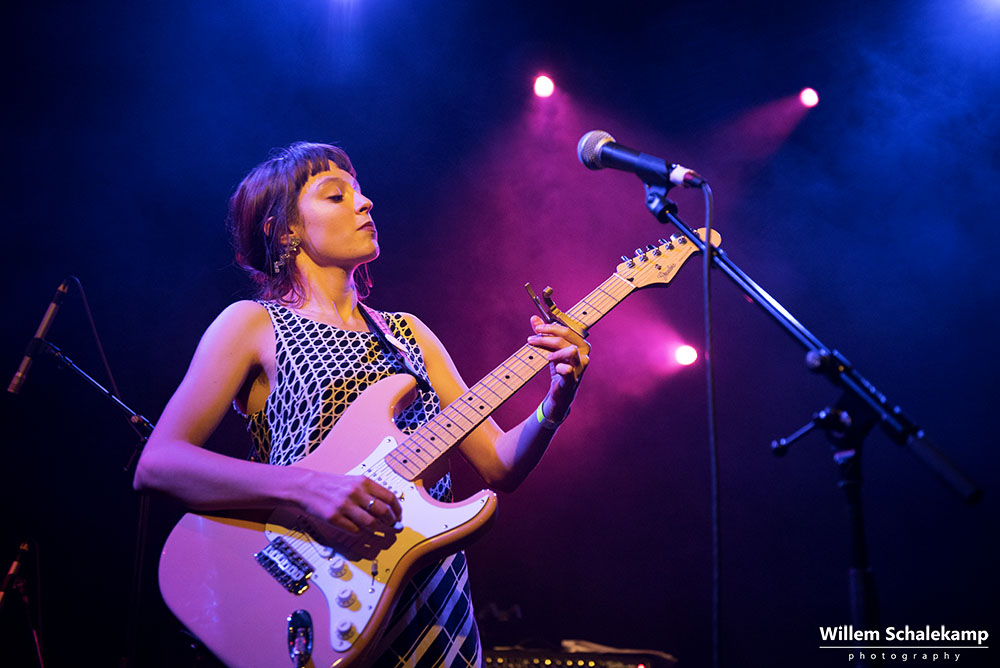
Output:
[{"xmin": 385, "ymin": 271, "xmax": 638, "ymax": 480}]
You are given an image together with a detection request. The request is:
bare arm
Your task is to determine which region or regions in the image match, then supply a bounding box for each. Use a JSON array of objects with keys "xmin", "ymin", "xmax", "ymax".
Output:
[
  {"xmin": 405, "ymin": 313, "xmax": 589, "ymax": 492},
  {"xmin": 133, "ymin": 301, "xmax": 400, "ymax": 533}
]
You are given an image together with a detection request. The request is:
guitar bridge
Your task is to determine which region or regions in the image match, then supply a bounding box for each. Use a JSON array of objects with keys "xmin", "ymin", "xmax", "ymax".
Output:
[{"xmin": 255, "ymin": 536, "xmax": 313, "ymax": 594}]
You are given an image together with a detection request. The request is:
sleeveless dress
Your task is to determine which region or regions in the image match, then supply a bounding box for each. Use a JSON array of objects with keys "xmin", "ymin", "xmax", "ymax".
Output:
[{"xmin": 245, "ymin": 301, "xmax": 483, "ymax": 668}]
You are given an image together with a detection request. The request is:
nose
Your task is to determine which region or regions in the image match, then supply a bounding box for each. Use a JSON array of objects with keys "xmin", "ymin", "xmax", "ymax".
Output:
[{"xmin": 356, "ymin": 192, "xmax": 373, "ymax": 214}]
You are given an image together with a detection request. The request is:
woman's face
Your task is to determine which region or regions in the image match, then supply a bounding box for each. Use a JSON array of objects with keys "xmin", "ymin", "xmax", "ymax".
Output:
[{"xmin": 293, "ymin": 166, "xmax": 378, "ymax": 271}]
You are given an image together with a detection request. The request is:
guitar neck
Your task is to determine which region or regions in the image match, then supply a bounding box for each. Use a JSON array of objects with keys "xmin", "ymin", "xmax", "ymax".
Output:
[{"xmin": 385, "ymin": 273, "xmax": 637, "ymax": 480}]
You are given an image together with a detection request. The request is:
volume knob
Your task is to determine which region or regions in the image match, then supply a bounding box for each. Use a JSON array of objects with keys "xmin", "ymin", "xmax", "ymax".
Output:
[
  {"xmin": 337, "ymin": 588, "xmax": 357, "ymax": 608},
  {"xmin": 329, "ymin": 556, "xmax": 348, "ymax": 578},
  {"xmin": 336, "ymin": 620, "xmax": 356, "ymax": 640}
]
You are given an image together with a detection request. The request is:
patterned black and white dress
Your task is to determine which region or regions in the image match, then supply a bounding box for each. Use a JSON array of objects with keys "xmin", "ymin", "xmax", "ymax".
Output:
[{"xmin": 245, "ymin": 301, "xmax": 482, "ymax": 668}]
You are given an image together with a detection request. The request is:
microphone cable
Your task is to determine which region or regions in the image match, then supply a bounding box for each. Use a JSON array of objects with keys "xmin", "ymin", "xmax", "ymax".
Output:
[{"xmin": 67, "ymin": 275, "xmax": 123, "ymax": 400}]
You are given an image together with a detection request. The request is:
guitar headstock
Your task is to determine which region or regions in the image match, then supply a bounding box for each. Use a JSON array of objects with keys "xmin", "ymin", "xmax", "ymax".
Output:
[{"xmin": 615, "ymin": 228, "xmax": 722, "ymax": 288}]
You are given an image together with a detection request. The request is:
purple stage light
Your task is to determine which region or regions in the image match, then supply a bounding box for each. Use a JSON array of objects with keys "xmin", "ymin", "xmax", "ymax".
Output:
[
  {"xmin": 534, "ymin": 75, "xmax": 555, "ymax": 98},
  {"xmin": 674, "ymin": 344, "xmax": 698, "ymax": 366}
]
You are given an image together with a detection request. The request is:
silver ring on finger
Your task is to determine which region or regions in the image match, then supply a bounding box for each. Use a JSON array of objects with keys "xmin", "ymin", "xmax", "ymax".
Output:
[{"xmin": 367, "ymin": 498, "xmax": 376, "ymax": 511}]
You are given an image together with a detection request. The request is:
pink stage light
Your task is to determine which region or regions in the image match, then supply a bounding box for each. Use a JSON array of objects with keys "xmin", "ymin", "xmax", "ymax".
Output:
[
  {"xmin": 533, "ymin": 75, "xmax": 555, "ymax": 98},
  {"xmin": 799, "ymin": 87, "xmax": 819, "ymax": 108},
  {"xmin": 675, "ymin": 344, "xmax": 698, "ymax": 366}
]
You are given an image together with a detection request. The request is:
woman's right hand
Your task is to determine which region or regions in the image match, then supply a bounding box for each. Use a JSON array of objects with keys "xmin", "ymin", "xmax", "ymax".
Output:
[{"xmin": 297, "ymin": 471, "xmax": 403, "ymax": 535}]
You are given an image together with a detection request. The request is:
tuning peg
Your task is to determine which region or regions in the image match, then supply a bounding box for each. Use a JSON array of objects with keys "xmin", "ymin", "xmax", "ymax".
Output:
[
  {"xmin": 621, "ymin": 254, "xmax": 634, "ymax": 268},
  {"xmin": 658, "ymin": 237, "xmax": 673, "ymax": 250},
  {"xmin": 646, "ymin": 244, "xmax": 661, "ymax": 256},
  {"xmin": 634, "ymin": 248, "xmax": 648, "ymax": 262}
]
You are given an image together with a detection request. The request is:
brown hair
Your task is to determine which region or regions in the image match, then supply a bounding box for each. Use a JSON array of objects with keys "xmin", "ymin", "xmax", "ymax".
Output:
[{"xmin": 228, "ymin": 141, "xmax": 373, "ymax": 303}]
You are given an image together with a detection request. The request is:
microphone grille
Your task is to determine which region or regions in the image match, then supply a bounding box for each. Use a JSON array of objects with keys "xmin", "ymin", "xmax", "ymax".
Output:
[{"xmin": 577, "ymin": 130, "xmax": 615, "ymax": 170}]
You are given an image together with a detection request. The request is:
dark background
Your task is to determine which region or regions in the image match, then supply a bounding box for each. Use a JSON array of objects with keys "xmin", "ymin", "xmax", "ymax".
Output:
[{"xmin": 2, "ymin": 1, "xmax": 998, "ymax": 666}]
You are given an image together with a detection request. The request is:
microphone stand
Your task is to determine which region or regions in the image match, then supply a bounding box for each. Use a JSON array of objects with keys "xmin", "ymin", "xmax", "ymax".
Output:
[
  {"xmin": 642, "ymin": 184, "xmax": 982, "ymax": 668},
  {"xmin": 35, "ymin": 341, "xmax": 154, "ymax": 668},
  {"xmin": 1, "ymin": 541, "xmax": 44, "ymax": 667}
]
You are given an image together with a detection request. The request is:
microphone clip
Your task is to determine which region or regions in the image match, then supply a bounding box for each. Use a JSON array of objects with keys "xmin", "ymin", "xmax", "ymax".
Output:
[{"xmin": 644, "ymin": 183, "xmax": 679, "ymax": 218}]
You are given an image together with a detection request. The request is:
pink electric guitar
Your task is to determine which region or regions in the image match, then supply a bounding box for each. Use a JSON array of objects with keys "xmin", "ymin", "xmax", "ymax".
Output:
[{"xmin": 158, "ymin": 229, "xmax": 721, "ymax": 668}]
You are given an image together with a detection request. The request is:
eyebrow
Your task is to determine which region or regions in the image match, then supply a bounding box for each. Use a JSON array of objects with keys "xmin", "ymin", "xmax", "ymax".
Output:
[{"xmin": 312, "ymin": 176, "xmax": 358, "ymax": 190}]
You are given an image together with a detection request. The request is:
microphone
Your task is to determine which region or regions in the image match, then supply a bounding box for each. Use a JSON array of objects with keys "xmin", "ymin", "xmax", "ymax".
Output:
[
  {"xmin": 576, "ymin": 130, "xmax": 705, "ymax": 188},
  {"xmin": 7, "ymin": 278, "xmax": 72, "ymax": 395}
]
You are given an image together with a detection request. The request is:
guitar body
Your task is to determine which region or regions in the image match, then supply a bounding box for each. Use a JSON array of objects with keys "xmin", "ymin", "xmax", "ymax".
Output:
[{"xmin": 159, "ymin": 374, "xmax": 498, "ymax": 668}]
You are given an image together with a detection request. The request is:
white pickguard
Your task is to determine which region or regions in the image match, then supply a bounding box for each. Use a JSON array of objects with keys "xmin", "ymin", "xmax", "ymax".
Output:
[{"xmin": 264, "ymin": 436, "xmax": 491, "ymax": 652}]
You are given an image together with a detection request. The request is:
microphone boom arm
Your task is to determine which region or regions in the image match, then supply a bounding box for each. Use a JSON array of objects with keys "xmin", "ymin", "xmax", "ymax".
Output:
[
  {"xmin": 40, "ymin": 341, "xmax": 154, "ymax": 446},
  {"xmin": 643, "ymin": 183, "xmax": 981, "ymax": 503}
]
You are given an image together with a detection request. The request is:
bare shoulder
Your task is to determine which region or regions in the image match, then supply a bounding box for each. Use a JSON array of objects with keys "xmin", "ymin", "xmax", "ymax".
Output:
[
  {"xmin": 396, "ymin": 311, "xmax": 426, "ymax": 331},
  {"xmin": 144, "ymin": 300, "xmax": 275, "ymax": 449},
  {"xmin": 204, "ymin": 300, "xmax": 272, "ymax": 340},
  {"xmin": 396, "ymin": 311, "xmax": 468, "ymax": 398},
  {"xmin": 213, "ymin": 299, "xmax": 272, "ymax": 331},
  {"xmin": 397, "ymin": 312, "xmax": 446, "ymax": 354},
  {"xmin": 194, "ymin": 300, "xmax": 274, "ymax": 367}
]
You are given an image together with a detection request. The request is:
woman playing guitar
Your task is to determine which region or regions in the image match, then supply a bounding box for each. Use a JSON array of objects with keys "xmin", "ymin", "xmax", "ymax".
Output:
[{"xmin": 133, "ymin": 141, "xmax": 590, "ymax": 667}]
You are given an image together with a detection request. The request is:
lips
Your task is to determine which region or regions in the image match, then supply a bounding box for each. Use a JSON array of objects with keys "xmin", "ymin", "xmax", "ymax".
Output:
[{"xmin": 359, "ymin": 221, "xmax": 376, "ymax": 233}]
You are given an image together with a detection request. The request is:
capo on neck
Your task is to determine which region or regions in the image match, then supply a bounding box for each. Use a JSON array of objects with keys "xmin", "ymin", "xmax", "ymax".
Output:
[{"xmin": 524, "ymin": 283, "xmax": 589, "ymax": 339}]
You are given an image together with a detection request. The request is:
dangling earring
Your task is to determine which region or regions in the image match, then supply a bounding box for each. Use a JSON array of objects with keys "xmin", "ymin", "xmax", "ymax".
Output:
[{"xmin": 273, "ymin": 236, "xmax": 301, "ymax": 273}]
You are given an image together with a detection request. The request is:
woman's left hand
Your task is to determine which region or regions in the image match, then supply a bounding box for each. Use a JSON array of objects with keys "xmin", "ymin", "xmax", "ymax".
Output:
[{"xmin": 527, "ymin": 315, "xmax": 590, "ymax": 419}]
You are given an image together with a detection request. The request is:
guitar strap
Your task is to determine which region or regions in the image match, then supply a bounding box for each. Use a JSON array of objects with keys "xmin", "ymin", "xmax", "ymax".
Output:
[{"xmin": 359, "ymin": 303, "xmax": 434, "ymax": 394}]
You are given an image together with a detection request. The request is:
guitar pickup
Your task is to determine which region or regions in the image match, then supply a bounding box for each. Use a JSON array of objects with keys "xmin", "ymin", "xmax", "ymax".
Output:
[{"xmin": 255, "ymin": 536, "xmax": 313, "ymax": 595}]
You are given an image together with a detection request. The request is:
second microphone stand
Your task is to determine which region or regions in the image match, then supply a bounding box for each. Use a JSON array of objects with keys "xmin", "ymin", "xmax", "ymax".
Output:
[
  {"xmin": 642, "ymin": 182, "xmax": 981, "ymax": 668},
  {"xmin": 38, "ymin": 341, "xmax": 154, "ymax": 668}
]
